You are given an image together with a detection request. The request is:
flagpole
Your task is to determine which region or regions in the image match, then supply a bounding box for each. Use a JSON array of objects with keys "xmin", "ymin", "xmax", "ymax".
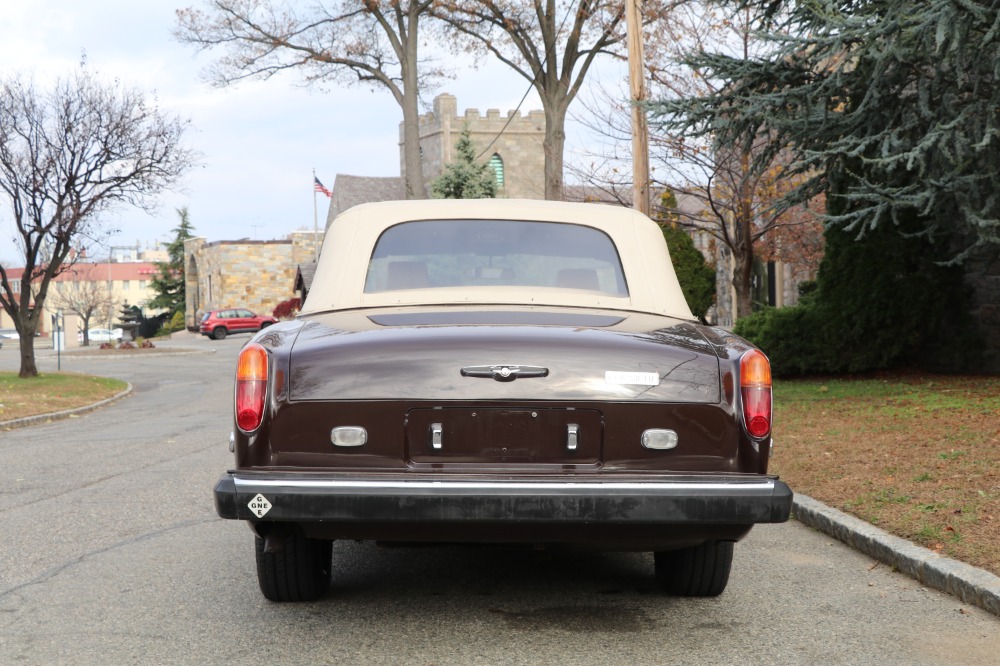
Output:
[{"xmin": 312, "ymin": 168, "xmax": 319, "ymax": 262}]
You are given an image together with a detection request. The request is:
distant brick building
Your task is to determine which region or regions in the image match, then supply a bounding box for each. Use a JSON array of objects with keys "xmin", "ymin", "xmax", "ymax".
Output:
[{"xmin": 0, "ymin": 260, "xmax": 164, "ymax": 337}]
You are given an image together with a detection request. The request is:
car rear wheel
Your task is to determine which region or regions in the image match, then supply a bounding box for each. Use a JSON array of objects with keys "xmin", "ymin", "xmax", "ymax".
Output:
[
  {"xmin": 212, "ymin": 327, "xmax": 227, "ymax": 340},
  {"xmin": 654, "ymin": 540, "xmax": 734, "ymax": 597},
  {"xmin": 254, "ymin": 529, "xmax": 332, "ymax": 602}
]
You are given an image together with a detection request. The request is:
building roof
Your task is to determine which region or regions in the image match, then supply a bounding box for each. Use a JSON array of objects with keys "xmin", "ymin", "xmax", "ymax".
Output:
[
  {"xmin": 294, "ymin": 261, "xmax": 317, "ymax": 296},
  {"xmin": 326, "ymin": 174, "xmax": 408, "ymax": 225},
  {"xmin": 4, "ymin": 262, "xmax": 159, "ymax": 285}
]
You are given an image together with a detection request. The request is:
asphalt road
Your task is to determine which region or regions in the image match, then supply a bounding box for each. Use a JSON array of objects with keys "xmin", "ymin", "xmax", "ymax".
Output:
[{"xmin": 0, "ymin": 337, "xmax": 997, "ymax": 665}]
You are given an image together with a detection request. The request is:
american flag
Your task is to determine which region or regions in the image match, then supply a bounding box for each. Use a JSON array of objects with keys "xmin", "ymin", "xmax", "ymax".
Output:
[{"xmin": 314, "ymin": 176, "xmax": 331, "ymax": 198}]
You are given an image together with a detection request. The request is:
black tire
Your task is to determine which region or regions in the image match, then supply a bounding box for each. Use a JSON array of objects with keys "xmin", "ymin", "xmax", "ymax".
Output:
[
  {"xmin": 260, "ymin": 321, "xmax": 271, "ymax": 330},
  {"xmin": 654, "ymin": 540, "xmax": 734, "ymax": 597},
  {"xmin": 212, "ymin": 326, "xmax": 227, "ymax": 340},
  {"xmin": 255, "ymin": 530, "xmax": 332, "ymax": 602}
]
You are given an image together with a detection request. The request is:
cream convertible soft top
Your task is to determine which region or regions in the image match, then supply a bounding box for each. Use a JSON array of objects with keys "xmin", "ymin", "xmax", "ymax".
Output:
[{"xmin": 301, "ymin": 199, "xmax": 695, "ymax": 320}]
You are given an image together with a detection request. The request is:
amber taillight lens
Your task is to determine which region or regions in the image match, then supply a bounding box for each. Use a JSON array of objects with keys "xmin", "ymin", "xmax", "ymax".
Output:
[
  {"xmin": 740, "ymin": 349, "xmax": 772, "ymax": 439},
  {"xmin": 236, "ymin": 343, "xmax": 268, "ymax": 432}
]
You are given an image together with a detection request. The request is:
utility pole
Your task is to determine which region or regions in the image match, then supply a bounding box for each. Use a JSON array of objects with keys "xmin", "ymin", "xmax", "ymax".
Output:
[{"xmin": 626, "ymin": 0, "xmax": 650, "ymax": 216}]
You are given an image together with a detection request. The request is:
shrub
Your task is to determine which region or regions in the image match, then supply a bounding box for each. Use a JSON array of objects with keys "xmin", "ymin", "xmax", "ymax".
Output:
[
  {"xmin": 734, "ymin": 305, "xmax": 823, "ymax": 377},
  {"xmin": 735, "ymin": 220, "xmax": 981, "ymax": 377},
  {"xmin": 809, "ymin": 218, "xmax": 979, "ymax": 374},
  {"xmin": 661, "ymin": 224, "xmax": 715, "ymax": 322},
  {"xmin": 273, "ymin": 298, "xmax": 301, "ymax": 319},
  {"xmin": 157, "ymin": 310, "xmax": 186, "ymax": 335}
]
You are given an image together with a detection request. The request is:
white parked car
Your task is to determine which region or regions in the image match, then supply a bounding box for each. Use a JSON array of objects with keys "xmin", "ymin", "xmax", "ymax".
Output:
[
  {"xmin": 79, "ymin": 328, "xmax": 124, "ymax": 343},
  {"xmin": 0, "ymin": 328, "xmax": 19, "ymax": 340}
]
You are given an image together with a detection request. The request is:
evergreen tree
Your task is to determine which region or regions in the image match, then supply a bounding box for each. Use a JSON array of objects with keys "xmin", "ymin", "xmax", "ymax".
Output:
[
  {"xmin": 657, "ymin": 191, "xmax": 716, "ymax": 322},
  {"xmin": 654, "ymin": 0, "xmax": 997, "ymax": 372},
  {"xmin": 651, "ymin": 0, "xmax": 1000, "ymax": 255},
  {"xmin": 148, "ymin": 207, "xmax": 195, "ymax": 317},
  {"xmin": 734, "ymin": 168, "xmax": 980, "ymax": 375},
  {"xmin": 431, "ymin": 127, "xmax": 497, "ymax": 199}
]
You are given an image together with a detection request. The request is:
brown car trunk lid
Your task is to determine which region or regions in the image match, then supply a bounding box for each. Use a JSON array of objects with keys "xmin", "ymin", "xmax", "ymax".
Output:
[{"xmin": 287, "ymin": 309, "xmax": 722, "ymax": 404}]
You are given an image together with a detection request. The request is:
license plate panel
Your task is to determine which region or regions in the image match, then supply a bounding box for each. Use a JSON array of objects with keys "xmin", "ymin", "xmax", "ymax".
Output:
[{"xmin": 405, "ymin": 407, "xmax": 603, "ymax": 465}]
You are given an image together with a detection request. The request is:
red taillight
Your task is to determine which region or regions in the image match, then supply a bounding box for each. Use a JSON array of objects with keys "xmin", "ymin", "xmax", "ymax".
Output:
[
  {"xmin": 740, "ymin": 349, "xmax": 772, "ymax": 439},
  {"xmin": 236, "ymin": 343, "xmax": 268, "ymax": 432}
]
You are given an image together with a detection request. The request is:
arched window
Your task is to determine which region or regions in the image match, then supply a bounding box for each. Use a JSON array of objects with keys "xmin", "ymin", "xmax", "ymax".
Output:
[{"xmin": 489, "ymin": 153, "xmax": 505, "ymax": 188}]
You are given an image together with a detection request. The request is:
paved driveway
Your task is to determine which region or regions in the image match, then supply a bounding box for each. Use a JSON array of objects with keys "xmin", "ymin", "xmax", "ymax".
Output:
[{"xmin": 0, "ymin": 338, "xmax": 997, "ymax": 664}]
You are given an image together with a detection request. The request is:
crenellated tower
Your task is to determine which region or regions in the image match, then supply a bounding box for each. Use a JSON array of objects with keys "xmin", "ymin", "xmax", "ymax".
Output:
[{"xmin": 400, "ymin": 93, "xmax": 546, "ymax": 199}]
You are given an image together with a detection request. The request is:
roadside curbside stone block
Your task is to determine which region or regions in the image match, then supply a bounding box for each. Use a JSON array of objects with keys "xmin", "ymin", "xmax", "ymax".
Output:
[{"xmin": 793, "ymin": 493, "xmax": 1000, "ymax": 617}]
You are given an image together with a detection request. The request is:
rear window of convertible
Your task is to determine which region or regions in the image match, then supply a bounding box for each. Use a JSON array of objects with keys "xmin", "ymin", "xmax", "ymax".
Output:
[{"xmin": 364, "ymin": 219, "xmax": 629, "ymax": 296}]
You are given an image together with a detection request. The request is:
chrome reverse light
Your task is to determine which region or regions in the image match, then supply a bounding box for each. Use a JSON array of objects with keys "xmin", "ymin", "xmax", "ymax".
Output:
[
  {"xmin": 642, "ymin": 429, "xmax": 678, "ymax": 450},
  {"xmin": 331, "ymin": 426, "xmax": 367, "ymax": 447}
]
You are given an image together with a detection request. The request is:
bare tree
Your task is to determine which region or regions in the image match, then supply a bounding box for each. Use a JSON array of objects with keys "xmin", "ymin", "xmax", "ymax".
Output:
[
  {"xmin": 569, "ymin": 1, "xmax": 823, "ymax": 319},
  {"xmin": 0, "ymin": 71, "xmax": 195, "ymax": 377},
  {"xmin": 175, "ymin": 0, "xmax": 443, "ymax": 199},
  {"xmin": 48, "ymin": 263, "xmax": 117, "ymax": 346},
  {"xmin": 433, "ymin": 0, "xmax": 629, "ymax": 200}
]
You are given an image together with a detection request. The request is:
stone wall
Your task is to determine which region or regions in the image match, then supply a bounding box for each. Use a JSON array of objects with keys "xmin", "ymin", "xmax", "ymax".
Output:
[
  {"xmin": 401, "ymin": 93, "xmax": 546, "ymax": 200},
  {"xmin": 183, "ymin": 232, "xmax": 322, "ymax": 329}
]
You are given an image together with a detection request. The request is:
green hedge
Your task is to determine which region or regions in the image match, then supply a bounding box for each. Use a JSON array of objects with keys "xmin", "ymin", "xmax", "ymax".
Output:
[
  {"xmin": 735, "ymin": 221, "xmax": 980, "ymax": 377},
  {"xmin": 733, "ymin": 304, "xmax": 823, "ymax": 376}
]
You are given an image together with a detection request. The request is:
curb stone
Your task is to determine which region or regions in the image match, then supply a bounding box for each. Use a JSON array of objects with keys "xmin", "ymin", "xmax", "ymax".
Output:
[
  {"xmin": 793, "ymin": 493, "xmax": 1000, "ymax": 617},
  {"xmin": 0, "ymin": 382, "xmax": 133, "ymax": 431}
]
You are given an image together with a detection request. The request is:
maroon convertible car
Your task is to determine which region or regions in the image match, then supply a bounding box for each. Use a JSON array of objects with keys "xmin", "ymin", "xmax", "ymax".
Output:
[{"xmin": 214, "ymin": 199, "xmax": 792, "ymax": 602}]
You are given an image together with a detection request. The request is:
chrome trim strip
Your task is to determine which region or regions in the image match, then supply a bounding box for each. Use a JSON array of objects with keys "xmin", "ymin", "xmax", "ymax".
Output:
[{"xmin": 232, "ymin": 477, "xmax": 777, "ymax": 493}]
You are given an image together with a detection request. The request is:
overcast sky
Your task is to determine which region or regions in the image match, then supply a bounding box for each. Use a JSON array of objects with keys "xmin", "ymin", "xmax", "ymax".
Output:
[{"xmin": 0, "ymin": 1, "xmax": 628, "ymax": 265}]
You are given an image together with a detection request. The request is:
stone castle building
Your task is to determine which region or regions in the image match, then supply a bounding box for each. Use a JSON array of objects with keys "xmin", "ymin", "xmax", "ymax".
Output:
[
  {"xmin": 183, "ymin": 231, "xmax": 322, "ymax": 329},
  {"xmin": 405, "ymin": 93, "xmax": 546, "ymax": 200},
  {"xmin": 326, "ymin": 93, "xmax": 547, "ymax": 221}
]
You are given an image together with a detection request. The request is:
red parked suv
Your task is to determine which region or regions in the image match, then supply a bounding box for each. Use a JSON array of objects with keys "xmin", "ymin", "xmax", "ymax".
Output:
[{"xmin": 199, "ymin": 308, "xmax": 277, "ymax": 340}]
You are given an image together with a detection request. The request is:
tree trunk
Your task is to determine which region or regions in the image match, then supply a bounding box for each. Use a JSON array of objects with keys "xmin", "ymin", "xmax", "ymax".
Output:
[
  {"xmin": 400, "ymin": 90, "xmax": 425, "ymax": 199},
  {"xmin": 543, "ymin": 103, "xmax": 566, "ymax": 201},
  {"xmin": 731, "ymin": 249, "xmax": 754, "ymax": 320},
  {"xmin": 400, "ymin": 7, "xmax": 425, "ymax": 199},
  {"xmin": 732, "ymin": 149, "xmax": 755, "ymax": 319},
  {"xmin": 18, "ymin": 333, "xmax": 38, "ymax": 378}
]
